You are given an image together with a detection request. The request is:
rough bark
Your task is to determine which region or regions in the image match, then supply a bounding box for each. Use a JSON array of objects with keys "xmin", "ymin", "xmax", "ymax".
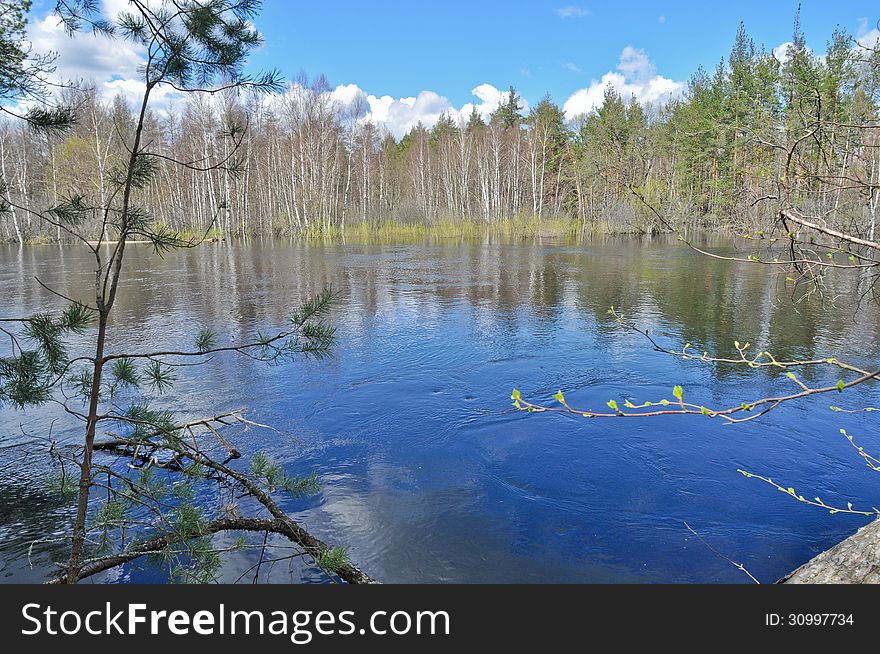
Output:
[{"xmin": 780, "ymin": 518, "xmax": 880, "ymax": 584}]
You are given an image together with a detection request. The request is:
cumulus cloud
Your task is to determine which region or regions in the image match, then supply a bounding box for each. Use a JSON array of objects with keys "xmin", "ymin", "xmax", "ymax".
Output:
[
  {"xmin": 616, "ymin": 46, "xmax": 655, "ymax": 79},
  {"xmin": 562, "ymin": 47, "xmax": 683, "ymax": 119},
  {"xmin": 773, "ymin": 41, "xmax": 793, "ymax": 65},
  {"xmin": 556, "ymin": 6, "xmax": 590, "ymax": 19},
  {"xmin": 458, "ymin": 83, "xmax": 527, "ymax": 123},
  {"xmin": 346, "ymin": 83, "xmax": 521, "ymax": 139},
  {"xmin": 102, "ymin": 0, "xmax": 137, "ymax": 20},
  {"xmin": 22, "ymin": 1, "xmax": 157, "ymax": 108},
  {"xmin": 363, "ymin": 91, "xmax": 450, "ymax": 136},
  {"xmin": 20, "ymin": 1, "xmax": 257, "ymax": 114},
  {"xmin": 26, "ymin": 13, "xmax": 144, "ymax": 85},
  {"xmin": 18, "ymin": 3, "xmax": 680, "ymax": 137},
  {"xmin": 264, "ymin": 81, "xmax": 521, "ymax": 140},
  {"xmin": 856, "ymin": 18, "xmax": 880, "ymax": 51},
  {"xmin": 102, "ymin": 78, "xmax": 186, "ymax": 113},
  {"xmin": 772, "ymin": 39, "xmax": 828, "ymax": 66}
]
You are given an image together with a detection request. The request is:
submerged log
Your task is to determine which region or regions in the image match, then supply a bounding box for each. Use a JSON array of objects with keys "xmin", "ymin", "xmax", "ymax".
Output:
[{"xmin": 780, "ymin": 519, "xmax": 880, "ymax": 584}]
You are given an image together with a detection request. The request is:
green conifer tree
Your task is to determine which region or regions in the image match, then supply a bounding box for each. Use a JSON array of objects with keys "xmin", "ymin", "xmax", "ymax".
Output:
[{"xmin": 1, "ymin": 0, "xmax": 371, "ymax": 585}]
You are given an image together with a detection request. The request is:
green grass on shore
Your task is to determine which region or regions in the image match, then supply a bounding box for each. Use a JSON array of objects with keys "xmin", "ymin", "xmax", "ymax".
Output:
[
  {"xmin": 8, "ymin": 216, "xmax": 667, "ymax": 246},
  {"xmin": 293, "ymin": 217, "xmax": 583, "ymax": 242}
]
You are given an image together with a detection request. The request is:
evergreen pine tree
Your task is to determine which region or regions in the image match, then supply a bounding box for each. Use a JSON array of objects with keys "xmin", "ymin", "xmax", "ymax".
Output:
[{"xmin": 0, "ymin": 0, "xmax": 370, "ymax": 585}]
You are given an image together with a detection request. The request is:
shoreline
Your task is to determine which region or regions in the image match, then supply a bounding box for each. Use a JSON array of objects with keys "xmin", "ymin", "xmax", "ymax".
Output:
[{"xmin": 1, "ymin": 221, "xmax": 737, "ymax": 247}]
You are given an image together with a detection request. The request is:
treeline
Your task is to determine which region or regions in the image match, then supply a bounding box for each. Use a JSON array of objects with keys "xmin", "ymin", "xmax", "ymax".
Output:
[{"xmin": 1, "ymin": 18, "xmax": 879, "ymax": 243}]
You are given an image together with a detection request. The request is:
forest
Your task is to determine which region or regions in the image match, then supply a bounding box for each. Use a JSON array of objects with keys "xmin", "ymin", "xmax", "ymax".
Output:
[
  {"xmin": 2, "ymin": 0, "xmax": 880, "ymax": 596},
  {"xmin": 2, "ymin": 15, "xmax": 879, "ymax": 243}
]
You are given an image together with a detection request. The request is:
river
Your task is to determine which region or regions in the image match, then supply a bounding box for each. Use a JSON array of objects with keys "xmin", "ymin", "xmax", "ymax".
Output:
[{"xmin": 2, "ymin": 235, "xmax": 879, "ymax": 583}]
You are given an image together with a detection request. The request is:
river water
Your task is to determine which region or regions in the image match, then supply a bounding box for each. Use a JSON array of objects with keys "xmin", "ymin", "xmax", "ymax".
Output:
[{"xmin": 2, "ymin": 236, "xmax": 879, "ymax": 583}]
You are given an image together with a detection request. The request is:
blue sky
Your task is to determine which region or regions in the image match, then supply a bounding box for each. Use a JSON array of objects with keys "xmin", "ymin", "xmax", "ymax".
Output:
[
  {"xmin": 251, "ymin": 1, "xmax": 879, "ymax": 105},
  {"xmin": 23, "ymin": 1, "xmax": 880, "ymax": 137}
]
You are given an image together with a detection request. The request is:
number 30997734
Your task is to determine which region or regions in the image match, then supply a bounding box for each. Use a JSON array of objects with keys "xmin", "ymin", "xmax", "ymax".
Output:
[{"xmin": 765, "ymin": 613, "xmax": 854, "ymax": 627}]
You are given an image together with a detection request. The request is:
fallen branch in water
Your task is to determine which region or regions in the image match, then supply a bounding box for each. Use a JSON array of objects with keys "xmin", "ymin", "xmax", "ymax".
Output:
[
  {"xmin": 48, "ymin": 515, "xmax": 375, "ymax": 585},
  {"xmin": 45, "ymin": 410, "xmax": 377, "ymax": 584}
]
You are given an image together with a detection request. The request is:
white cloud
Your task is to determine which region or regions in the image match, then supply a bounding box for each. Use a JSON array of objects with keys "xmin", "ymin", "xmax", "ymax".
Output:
[
  {"xmin": 856, "ymin": 19, "xmax": 880, "ymax": 51},
  {"xmin": 102, "ymin": 0, "xmax": 167, "ymax": 22},
  {"xmin": 103, "ymin": 0, "xmax": 135, "ymax": 20},
  {"xmin": 19, "ymin": 2, "xmax": 249, "ymax": 115},
  {"xmin": 266, "ymin": 81, "xmax": 521, "ymax": 140},
  {"xmin": 562, "ymin": 62, "xmax": 582, "ymax": 73},
  {"xmin": 20, "ymin": 2, "xmax": 169, "ymax": 110},
  {"xmin": 26, "ymin": 14, "xmax": 144, "ymax": 85},
  {"xmin": 363, "ymin": 90, "xmax": 450, "ymax": 136},
  {"xmin": 328, "ymin": 83, "xmax": 371, "ymax": 118},
  {"xmin": 18, "ymin": 4, "xmax": 677, "ymax": 138},
  {"xmin": 101, "ymin": 78, "xmax": 185, "ymax": 113},
  {"xmin": 562, "ymin": 47, "xmax": 683, "ymax": 119},
  {"xmin": 773, "ymin": 41, "xmax": 793, "ymax": 65},
  {"xmin": 356, "ymin": 83, "xmax": 521, "ymax": 139},
  {"xmin": 772, "ymin": 40, "xmax": 826, "ymax": 66},
  {"xmin": 462, "ymin": 83, "xmax": 527, "ymax": 122},
  {"xmin": 616, "ymin": 46, "xmax": 655, "ymax": 80},
  {"xmin": 22, "ymin": 10, "xmax": 190, "ymax": 116},
  {"xmin": 658, "ymin": 15, "xmax": 666, "ymax": 25},
  {"xmin": 556, "ymin": 6, "xmax": 590, "ymax": 19}
]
